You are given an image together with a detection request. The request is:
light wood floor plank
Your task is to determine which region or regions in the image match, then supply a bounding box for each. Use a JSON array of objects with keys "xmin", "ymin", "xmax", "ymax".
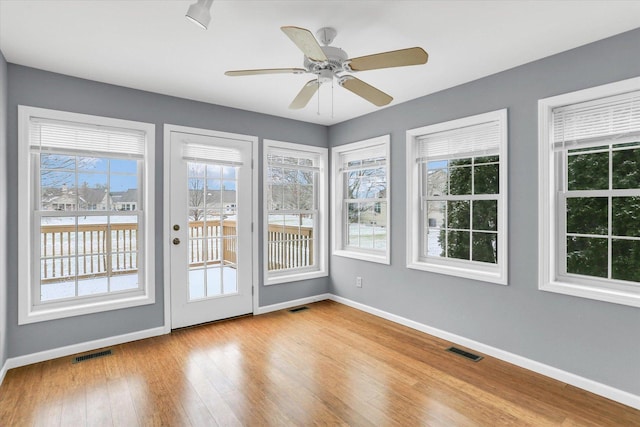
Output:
[{"xmin": 0, "ymin": 300, "xmax": 638, "ymax": 426}]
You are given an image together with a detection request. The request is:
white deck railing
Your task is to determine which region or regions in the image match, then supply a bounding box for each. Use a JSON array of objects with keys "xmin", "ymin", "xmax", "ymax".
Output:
[{"xmin": 40, "ymin": 220, "xmax": 313, "ymax": 282}]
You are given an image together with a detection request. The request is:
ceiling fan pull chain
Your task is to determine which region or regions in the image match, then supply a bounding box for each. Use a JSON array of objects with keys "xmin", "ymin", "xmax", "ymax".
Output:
[
  {"xmin": 331, "ymin": 78, "xmax": 334, "ymax": 118},
  {"xmin": 317, "ymin": 76, "xmax": 321, "ymax": 115}
]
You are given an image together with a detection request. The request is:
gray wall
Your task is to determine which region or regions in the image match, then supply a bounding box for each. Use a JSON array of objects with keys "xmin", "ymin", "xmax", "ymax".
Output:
[
  {"xmin": 5, "ymin": 65, "xmax": 329, "ymax": 358},
  {"xmin": 329, "ymin": 28, "xmax": 640, "ymax": 396},
  {"xmin": 3, "ymin": 26, "xmax": 639, "ymax": 398},
  {"xmin": 0, "ymin": 51, "xmax": 8, "ymax": 368}
]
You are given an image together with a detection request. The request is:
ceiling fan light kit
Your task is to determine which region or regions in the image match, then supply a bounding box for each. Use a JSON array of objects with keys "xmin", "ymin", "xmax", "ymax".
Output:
[
  {"xmin": 186, "ymin": 0, "xmax": 213, "ymax": 30},
  {"xmin": 225, "ymin": 25, "xmax": 428, "ymax": 110}
]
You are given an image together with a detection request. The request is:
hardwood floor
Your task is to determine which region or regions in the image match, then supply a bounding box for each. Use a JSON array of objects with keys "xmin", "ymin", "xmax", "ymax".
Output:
[{"xmin": 0, "ymin": 300, "xmax": 638, "ymax": 426}]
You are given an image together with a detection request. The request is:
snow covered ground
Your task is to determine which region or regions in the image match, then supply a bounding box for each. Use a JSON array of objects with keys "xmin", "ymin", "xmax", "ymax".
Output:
[
  {"xmin": 427, "ymin": 228, "xmax": 444, "ymax": 257},
  {"xmin": 347, "ymin": 223, "xmax": 387, "ymax": 250},
  {"xmin": 188, "ymin": 266, "xmax": 237, "ymax": 300},
  {"xmin": 41, "ymin": 265, "xmax": 238, "ymax": 302},
  {"xmin": 41, "ymin": 273, "xmax": 138, "ymax": 301}
]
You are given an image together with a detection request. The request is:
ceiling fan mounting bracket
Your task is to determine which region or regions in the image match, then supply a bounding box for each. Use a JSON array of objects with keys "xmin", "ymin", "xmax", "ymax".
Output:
[{"xmin": 316, "ymin": 27, "xmax": 337, "ymax": 46}]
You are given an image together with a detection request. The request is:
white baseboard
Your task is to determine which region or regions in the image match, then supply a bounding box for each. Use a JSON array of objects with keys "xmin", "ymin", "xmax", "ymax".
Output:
[
  {"xmin": 0, "ymin": 361, "xmax": 7, "ymax": 385},
  {"xmin": 4, "ymin": 326, "xmax": 167, "ymax": 371},
  {"xmin": 329, "ymin": 294, "xmax": 640, "ymax": 411},
  {"xmin": 255, "ymin": 293, "xmax": 332, "ymax": 315}
]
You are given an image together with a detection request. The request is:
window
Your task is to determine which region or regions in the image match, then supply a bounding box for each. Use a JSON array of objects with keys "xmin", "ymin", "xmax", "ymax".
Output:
[
  {"xmin": 332, "ymin": 135, "xmax": 390, "ymax": 264},
  {"xmin": 264, "ymin": 140, "xmax": 328, "ymax": 284},
  {"xmin": 18, "ymin": 106, "xmax": 155, "ymax": 324},
  {"xmin": 406, "ymin": 109, "xmax": 508, "ymax": 284},
  {"xmin": 539, "ymin": 78, "xmax": 640, "ymax": 307}
]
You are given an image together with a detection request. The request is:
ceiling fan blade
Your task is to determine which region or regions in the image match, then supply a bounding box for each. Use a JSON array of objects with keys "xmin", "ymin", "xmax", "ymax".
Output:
[
  {"xmin": 225, "ymin": 68, "xmax": 306, "ymax": 76},
  {"xmin": 347, "ymin": 47, "xmax": 428, "ymax": 72},
  {"xmin": 339, "ymin": 76, "xmax": 392, "ymax": 107},
  {"xmin": 289, "ymin": 80, "xmax": 320, "ymax": 109},
  {"xmin": 281, "ymin": 26, "xmax": 327, "ymax": 62}
]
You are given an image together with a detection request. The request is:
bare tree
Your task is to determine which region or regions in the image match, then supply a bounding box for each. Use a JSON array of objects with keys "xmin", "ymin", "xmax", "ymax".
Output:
[{"xmin": 188, "ymin": 179, "xmax": 205, "ymax": 221}]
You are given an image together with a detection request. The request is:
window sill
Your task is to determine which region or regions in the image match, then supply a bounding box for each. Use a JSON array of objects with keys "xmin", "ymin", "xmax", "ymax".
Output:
[
  {"xmin": 19, "ymin": 292, "xmax": 155, "ymax": 325},
  {"xmin": 265, "ymin": 270, "xmax": 328, "ymax": 286},
  {"xmin": 540, "ymin": 280, "xmax": 640, "ymax": 308},
  {"xmin": 333, "ymin": 249, "xmax": 390, "ymax": 265},
  {"xmin": 407, "ymin": 260, "xmax": 507, "ymax": 285}
]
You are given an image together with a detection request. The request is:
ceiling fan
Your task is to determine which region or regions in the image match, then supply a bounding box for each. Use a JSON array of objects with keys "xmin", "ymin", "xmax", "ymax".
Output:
[{"xmin": 225, "ymin": 26, "xmax": 428, "ymax": 109}]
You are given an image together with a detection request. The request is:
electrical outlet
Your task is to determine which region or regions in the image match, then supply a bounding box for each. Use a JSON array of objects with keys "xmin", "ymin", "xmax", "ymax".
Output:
[{"xmin": 356, "ymin": 276, "xmax": 362, "ymax": 288}]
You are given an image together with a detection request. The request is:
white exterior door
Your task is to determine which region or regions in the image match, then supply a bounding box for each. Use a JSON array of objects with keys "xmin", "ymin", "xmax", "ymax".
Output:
[{"xmin": 168, "ymin": 128, "xmax": 254, "ymax": 328}]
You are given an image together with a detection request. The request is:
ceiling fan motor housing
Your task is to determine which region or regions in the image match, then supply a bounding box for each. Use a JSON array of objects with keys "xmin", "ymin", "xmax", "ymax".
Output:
[{"xmin": 304, "ymin": 46, "xmax": 349, "ymax": 81}]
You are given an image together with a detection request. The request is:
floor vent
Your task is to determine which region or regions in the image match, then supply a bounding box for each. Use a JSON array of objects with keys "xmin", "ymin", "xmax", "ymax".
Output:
[
  {"xmin": 289, "ymin": 306, "xmax": 309, "ymax": 313},
  {"xmin": 446, "ymin": 346, "xmax": 483, "ymax": 362},
  {"xmin": 72, "ymin": 349, "xmax": 113, "ymax": 364}
]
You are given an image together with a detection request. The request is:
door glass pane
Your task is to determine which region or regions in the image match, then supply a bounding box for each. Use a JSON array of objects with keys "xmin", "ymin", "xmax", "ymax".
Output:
[
  {"xmin": 189, "ymin": 268, "xmax": 206, "ymax": 300},
  {"xmin": 187, "ymin": 161, "xmax": 239, "ymax": 301}
]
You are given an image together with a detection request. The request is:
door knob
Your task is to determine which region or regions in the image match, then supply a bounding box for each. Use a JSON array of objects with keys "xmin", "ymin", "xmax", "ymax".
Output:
[
  {"xmin": 173, "ymin": 238, "xmax": 180, "ymax": 245},
  {"xmin": 173, "ymin": 224, "xmax": 180, "ymax": 231}
]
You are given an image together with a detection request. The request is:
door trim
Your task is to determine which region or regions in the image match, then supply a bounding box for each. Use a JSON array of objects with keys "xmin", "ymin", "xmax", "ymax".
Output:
[{"xmin": 163, "ymin": 124, "xmax": 259, "ymax": 331}]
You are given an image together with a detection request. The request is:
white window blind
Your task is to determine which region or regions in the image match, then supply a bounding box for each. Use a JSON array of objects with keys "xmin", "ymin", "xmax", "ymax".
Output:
[
  {"xmin": 552, "ymin": 90, "xmax": 640, "ymax": 150},
  {"xmin": 267, "ymin": 148, "xmax": 320, "ymax": 172},
  {"xmin": 417, "ymin": 120, "xmax": 501, "ymax": 161},
  {"xmin": 29, "ymin": 117, "xmax": 146, "ymax": 158},
  {"xmin": 339, "ymin": 144, "xmax": 387, "ymax": 171},
  {"xmin": 182, "ymin": 142, "xmax": 243, "ymax": 166}
]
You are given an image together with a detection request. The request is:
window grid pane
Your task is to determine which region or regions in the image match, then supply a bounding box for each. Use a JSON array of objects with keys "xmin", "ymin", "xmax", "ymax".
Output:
[
  {"xmin": 340, "ymin": 150, "xmax": 388, "ymax": 253},
  {"xmin": 36, "ymin": 153, "xmax": 142, "ymax": 303},
  {"xmin": 562, "ymin": 143, "xmax": 640, "ymax": 284},
  {"xmin": 423, "ymin": 155, "xmax": 500, "ymax": 265},
  {"xmin": 267, "ymin": 151, "xmax": 318, "ymax": 272}
]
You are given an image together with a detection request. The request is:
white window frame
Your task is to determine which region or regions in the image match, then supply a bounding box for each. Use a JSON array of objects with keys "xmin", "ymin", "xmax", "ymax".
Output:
[
  {"xmin": 406, "ymin": 109, "xmax": 508, "ymax": 285},
  {"xmin": 538, "ymin": 77, "xmax": 640, "ymax": 308},
  {"xmin": 331, "ymin": 135, "xmax": 390, "ymax": 264},
  {"xmin": 18, "ymin": 106, "xmax": 156, "ymax": 324},
  {"xmin": 263, "ymin": 140, "xmax": 328, "ymax": 285}
]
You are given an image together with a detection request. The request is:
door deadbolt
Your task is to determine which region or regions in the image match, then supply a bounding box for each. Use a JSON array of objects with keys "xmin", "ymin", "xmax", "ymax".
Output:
[
  {"xmin": 173, "ymin": 238, "xmax": 180, "ymax": 245},
  {"xmin": 173, "ymin": 224, "xmax": 180, "ymax": 231}
]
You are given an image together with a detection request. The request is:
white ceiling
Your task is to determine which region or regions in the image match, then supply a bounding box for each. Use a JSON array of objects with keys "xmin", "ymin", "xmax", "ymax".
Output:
[{"xmin": 1, "ymin": 1, "xmax": 639, "ymax": 126}]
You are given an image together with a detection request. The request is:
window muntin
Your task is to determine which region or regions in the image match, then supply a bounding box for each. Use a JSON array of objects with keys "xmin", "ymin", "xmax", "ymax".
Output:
[
  {"xmin": 406, "ymin": 109, "xmax": 508, "ymax": 284},
  {"xmin": 332, "ymin": 136, "xmax": 390, "ymax": 264},
  {"xmin": 19, "ymin": 106, "xmax": 155, "ymax": 324},
  {"xmin": 538, "ymin": 79, "xmax": 640, "ymax": 307},
  {"xmin": 264, "ymin": 141, "xmax": 327, "ymax": 283}
]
